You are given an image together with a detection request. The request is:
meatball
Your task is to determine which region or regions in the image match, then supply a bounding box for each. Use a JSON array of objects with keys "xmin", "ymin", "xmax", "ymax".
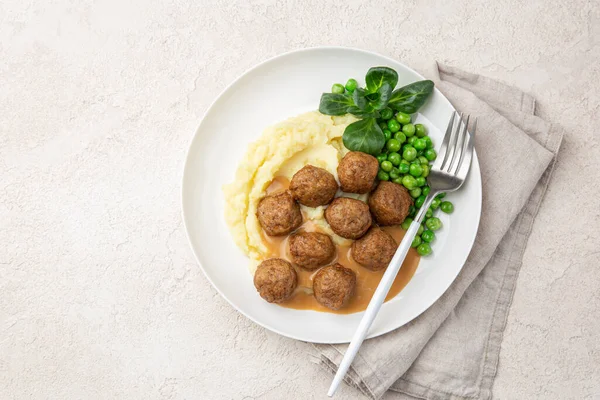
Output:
[
  {"xmin": 368, "ymin": 181, "xmax": 413, "ymax": 226},
  {"xmin": 337, "ymin": 151, "xmax": 379, "ymax": 194},
  {"xmin": 352, "ymin": 227, "xmax": 398, "ymax": 271},
  {"xmin": 289, "ymin": 232, "xmax": 336, "ymax": 270},
  {"xmin": 253, "ymin": 258, "xmax": 297, "ymax": 303},
  {"xmin": 313, "ymin": 264, "xmax": 356, "ymax": 310},
  {"xmin": 290, "ymin": 165, "xmax": 338, "ymax": 207},
  {"xmin": 324, "ymin": 197, "xmax": 372, "ymax": 239},
  {"xmin": 257, "ymin": 191, "xmax": 302, "ymax": 236}
]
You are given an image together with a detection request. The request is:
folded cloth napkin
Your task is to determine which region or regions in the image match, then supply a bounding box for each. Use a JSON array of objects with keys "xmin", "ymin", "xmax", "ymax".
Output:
[{"xmin": 312, "ymin": 63, "xmax": 563, "ymax": 400}]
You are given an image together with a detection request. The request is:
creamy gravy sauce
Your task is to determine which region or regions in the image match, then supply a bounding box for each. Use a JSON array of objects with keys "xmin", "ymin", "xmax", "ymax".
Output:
[{"xmin": 263, "ymin": 176, "xmax": 420, "ymax": 314}]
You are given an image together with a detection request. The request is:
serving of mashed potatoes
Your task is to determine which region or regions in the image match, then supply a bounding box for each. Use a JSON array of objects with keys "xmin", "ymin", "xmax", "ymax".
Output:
[{"xmin": 223, "ymin": 111, "xmax": 362, "ymax": 273}]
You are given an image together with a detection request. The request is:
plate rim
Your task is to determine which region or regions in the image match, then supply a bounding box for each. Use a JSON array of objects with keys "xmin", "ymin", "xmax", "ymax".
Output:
[{"xmin": 181, "ymin": 46, "xmax": 482, "ymax": 343}]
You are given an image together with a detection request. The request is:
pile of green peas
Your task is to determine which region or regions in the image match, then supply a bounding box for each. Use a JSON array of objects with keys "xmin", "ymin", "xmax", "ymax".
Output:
[
  {"xmin": 330, "ymin": 80, "xmax": 455, "ymax": 257},
  {"xmin": 374, "ymin": 108, "xmax": 454, "ymax": 256}
]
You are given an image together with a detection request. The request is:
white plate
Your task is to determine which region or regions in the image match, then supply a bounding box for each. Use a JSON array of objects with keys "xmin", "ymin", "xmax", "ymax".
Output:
[{"xmin": 182, "ymin": 47, "xmax": 481, "ymax": 344}]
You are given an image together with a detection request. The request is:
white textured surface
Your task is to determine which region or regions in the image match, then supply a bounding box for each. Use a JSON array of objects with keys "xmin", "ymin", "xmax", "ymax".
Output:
[{"xmin": 1, "ymin": 1, "xmax": 599, "ymax": 399}]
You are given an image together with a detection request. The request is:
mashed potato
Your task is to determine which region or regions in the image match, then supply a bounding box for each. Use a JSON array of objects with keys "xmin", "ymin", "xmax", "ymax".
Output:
[{"xmin": 223, "ymin": 111, "xmax": 360, "ymax": 273}]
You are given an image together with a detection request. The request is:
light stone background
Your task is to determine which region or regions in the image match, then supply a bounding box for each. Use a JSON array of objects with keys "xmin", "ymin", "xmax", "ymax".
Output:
[{"xmin": 1, "ymin": 0, "xmax": 599, "ymax": 399}]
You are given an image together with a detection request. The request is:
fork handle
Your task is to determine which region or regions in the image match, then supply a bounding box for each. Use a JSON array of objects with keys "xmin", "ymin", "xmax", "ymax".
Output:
[{"xmin": 327, "ymin": 219, "xmax": 421, "ymax": 397}]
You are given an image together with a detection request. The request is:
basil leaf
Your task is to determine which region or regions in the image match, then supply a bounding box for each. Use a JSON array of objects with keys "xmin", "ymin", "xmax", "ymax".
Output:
[
  {"xmin": 365, "ymin": 92, "xmax": 380, "ymax": 102},
  {"xmin": 352, "ymin": 88, "xmax": 368, "ymax": 110},
  {"xmin": 365, "ymin": 67, "xmax": 399, "ymax": 93},
  {"xmin": 346, "ymin": 106, "xmax": 379, "ymax": 118},
  {"xmin": 388, "ymin": 80, "xmax": 434, "ymax": 113},
  {"xmin": 371, "ymin": 82, "xmax": 392, "ymax": 110},
  {"xmin": 342, "ymin": 117, "xmax": 386, "ymax": 155},
  {"xmin": 319, "ymin": 93, "xmax": 355, "ymax": 116}
]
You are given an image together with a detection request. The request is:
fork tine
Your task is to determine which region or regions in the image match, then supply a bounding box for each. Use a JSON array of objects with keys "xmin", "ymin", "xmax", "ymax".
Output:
[
  {"xmin": 433, "ymin": 111, "xmax": 456, "ymax": 170},
  {"xmin": 440, "ymin": 112, "xmax": 463, "ymax": 171},
  {"xmin": 449, "ymin": 114, "xmax": 470, "ymax": 174},
  {"xmin": 456, "ymin": 117, "xmax": 476, "ymax": 180}
]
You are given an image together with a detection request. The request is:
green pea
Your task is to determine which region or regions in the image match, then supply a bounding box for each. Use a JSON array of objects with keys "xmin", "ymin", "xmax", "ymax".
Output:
[
  {"xmin": 415, "ymin": 177, "xmax": 426, "ymax": 187},
  {"xmin": 437, "ymin": 192, "xmax": 446, "ymax": 199},
  {"xmin": 440, "ymin": 201, "xmax": 454, "ymax": 214},
  {"xmin": 409, "ymin": 163, "xmax": 423, "ymax": 177},
  {"xmin": 424, "ymin": 136, "xmax": 434, "ymax": 149},
  {"xmin": 411, "ymin": 235, "xmax": 422, "ymax": 248},
  {"xmin": 379, "ymin": 121, "xmax": 388, "ymax": 131},
  {"xmin": 386, "ymin": 138, "xmax": 401, "ymax": 152},
  {"xmin": 407, "ymin": 136, "xmax": 417, "ymax": 145},
  {"xmin": 402, "ymin": 175, "xmax": 417, "ymax": 190},
  {"xmin": 392, "ymin": 177, "xmax": 403, "ymax": 185},
  {"xmin": 421, "ymin": 230, "xmax": 435, "ymax": 243},
  {"xmin": 389, "ymin": 168, "xmax": 400, "ymax": 180},
  {"xmin": 401, "ymin": 217, "xmax": 413, "ymax": 230},
  {"xmin": 425, "ymin": 148, "xmax": 437, "ymax": 161},
  {"xmin": 403, "ymin": 123, "xmax": 416, "ymax": 137},
  {"xmin": 400, "ymin": 159, "xmax": 410, "ymax": 165},
  {"xmin": 383, "ymin": 129, "xmax": 392, "ymax": 141},
  {"xmin": 398, "ymin": 163, "xmax": 409, "ymax": 174},
  {"xmin": 421, "ymin": 165, "xmax": 430, "ymax": 178},
  {"xmin": 425, "ymin": 217, "xmax": 442, "ymax": 231},
  {"xmin": 388, "ymin": 152, "xmax": 401, "ymax": 166},
  {"xmin": 394, "ymin": 132, "xmax": 406, "ymax": 143},
  {"xmin": 395, "ymin": 112, "xmax": 411, "ymax": 125},
  {"xmin": 332, "ymin": 83, "xmax": 345, "ymax": 94},
  {"xmin": 417, "ymin": 242, "xmax": 432, "ymax": 256},
  {"xmin": 376, "ymin": 153, "xmax": 387, "ymax": 163},
  {"xmin": 415, "ymin": 123, "xmax": 427, "ymax": 138},
  {"xmin": 378, "ymin": 170, "xmax": 390, "ymax": 181},
  {"xmin": 414, "ymin": 138, "xmax": 427, "ymax": 150},
  {"xmin": 381, "ymin": 160, "xmax": 393, "ymax": 172},
  {"xmin": 387, "ymin": 119, "xmax": 400, "ymax": 133},
  {"xmin": 345, "ymin": 78, "xmax": 358, "ymax": 92},
  {"xmin": 381, "ymin": 108, "xmax": 393, "ymax": 120},
  {"xmin": 403, "ymin": 146, "xmax": 417, "ymax": 161},
  {"xmin": 415, "ymin": 195, "xmax": 426, "ymax": 208},
  {"xmin": 425, "ymin": 209, "xmax": 433, "ymax": 218},
  {"xmin": 410, "ymin": 187, "xmax": 422, "ymax": 198},
  {"xmin": 409, "ymin": 206, "xmax": 416, "ymax": 217},
  {"xmin": 422, "ymin": 186, "xmax": 430, "ymax": 195},
  {"xmin": 418, "ymin": 156, "xmax": 429, "ymax": 165},
  {"xmin": 431, "ymin": 198, "xmax": 441, "ymax": 210},
  {"xmin": 417, "ymin": 224, "xmax": 424, "ymax": 235}
]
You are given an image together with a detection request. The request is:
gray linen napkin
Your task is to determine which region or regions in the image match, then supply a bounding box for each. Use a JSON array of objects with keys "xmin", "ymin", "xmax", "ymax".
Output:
[{"xmin": 312, "ymin": 64, "xmax": 563, "ymax": 400}]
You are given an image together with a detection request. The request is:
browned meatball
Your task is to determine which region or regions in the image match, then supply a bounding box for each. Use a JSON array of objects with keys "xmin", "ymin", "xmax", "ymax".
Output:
[
  {"xmin": 368, "ymin": 181, "xmax": 413, "ymax": 226},
  {"xmin": 324, "ymin": 197, "xmax": 371, "ymax": 239},
  {"xmin": 253, "ymin": 258, "xmax": 297, "ymax": 303},
  {"xmin": 290, "ymin": 165, "xmax": 338, "ymax": 207},
  {"xmin": 337, "ymin": 151, "xmax": 379, "ymax": 194},
  {"xmin": 289, "ymin": 232, "xmax": 336, "ymax": 270},
  {"xmin": 257, "ymin": 191, "xmax": 302, "ymax": 236},
  {"xmin": 313, "ymin": 264, "xmax": 356, "ymax": 310},
  {"xmin": 352, "ymin": 227, "xmax": 398, "ymax": 271}
]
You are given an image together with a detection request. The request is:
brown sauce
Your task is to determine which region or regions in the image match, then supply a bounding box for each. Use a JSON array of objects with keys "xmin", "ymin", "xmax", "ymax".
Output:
[{"xmin": 261, "ymin": 177, "xmax": 420, "ymax": 314}]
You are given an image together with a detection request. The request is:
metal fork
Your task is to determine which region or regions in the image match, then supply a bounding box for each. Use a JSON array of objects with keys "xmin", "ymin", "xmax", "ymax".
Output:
[{"xmin": 327, "ymin": 111, "xmax": 476, "ymax": 397}]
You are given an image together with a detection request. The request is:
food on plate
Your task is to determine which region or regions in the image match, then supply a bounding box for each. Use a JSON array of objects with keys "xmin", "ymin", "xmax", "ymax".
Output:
[
  {"xmin": 352, "ymin": 227, "xmax": 397, "ymax": 271},
  {"xmin": 289, "ymin": 231, "xmax": 335, "ymax": 270},
  {"xmin": 253, "ymin": 258, "xmax": 298, "ymax": 303},
  {"xmin": 223, "ymin": 111, "xmax": 357, "ymax": 271},
  {"xmin": 257, "ymin": 191, "xmax": 302, "ymax": 236},
  {"xmin": 368, "ymin": 181, "xmax": 413, "ymax": 225},
  {"xmin": 313, "ymin": 264, "xmax": 356, "ymax": 310},
  {"xmin": 224, "ymin": 65, "xmax": 453, "ymax": 313},
  {"xmin": 290, "ymin": 165, "xmax": 338, "ymax": 207},
  {"xmin": 324, "ymin": 197, "xmax": 372, "ymax": 239},
  {"xmin": 337, "ymin": 151, "xmax": 379, "ymax": 194}
]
